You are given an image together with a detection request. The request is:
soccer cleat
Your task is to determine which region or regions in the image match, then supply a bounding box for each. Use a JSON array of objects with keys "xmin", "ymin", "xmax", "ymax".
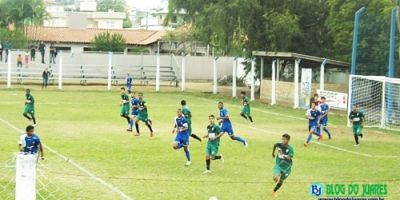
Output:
[
  {"xmin": 250, "ymin": 122, "xmax": 254, "ymax": 125},
  {"xmin": 304, "ymin": 143, "xmax": 308, "ymax": 147},
  {"xmin": 150, "ymin": 132, "xmax": 154, "ymax": 137},
  {"xmin": 185, "ymin": 161, "xmax": 191, "ymax": 167},
  {"xmin": 354, "ymin": 144, "xmax": 360, "ymax": 147},
  {"xmin": 126, "ymin": 129, "xmax": 132, "ymax": 132},
  {"xmin": 134, "ymin": 133, "xmax": 140, "ymax": 136},
  {"xmin": 272, "ymin": 191, "xmax": 278, "ymax": 198},
  {"xmin": 244, "ymin": 140, "xmax": 249, "ymax": 148},
  {"xmin": 203, "ymin": 170, "xmax": 212, "ymax": 174},
  {"xmin": 220, "ymin": 154, "xmax": 224, "ymax": 163}
]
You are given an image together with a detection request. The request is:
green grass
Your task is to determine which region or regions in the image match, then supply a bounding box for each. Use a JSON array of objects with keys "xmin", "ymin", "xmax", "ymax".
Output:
[{"xmin": 0, "ymin": 87, "xmax": 399, "ymax": 200}]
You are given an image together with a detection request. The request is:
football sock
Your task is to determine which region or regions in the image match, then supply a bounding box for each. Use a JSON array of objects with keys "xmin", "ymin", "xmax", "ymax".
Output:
[
  {"xmin": 190, "ymin": 133, "xmax": 202, "ymax": 142},
  {"xmin": 32, "ymin": 117, "xmax": 36, "ymax": 124},
  {"xmin": 184, "ymin": 148, "xmax": 191, "ymax": 161},
  {"xmin": 323, "ymin": 127, "xmax": 331, "ymax": 139},
  {"xmin": 212, "ymin": 155, "xmax": 221, "ymax": 160},
  {"xmin": 23, "ymin": 113, "xmax": 31, "ymax": 120},
  {"xmin": 274, "ymin": 180, "xmax": 284, "ymax": 192},
  {"xmin": 248, "ymin": 116, "xmax": 253, "ymax": 123},
  {"xmin": 129, "ymin": 119, "xmax": 134, "ymax": 129},
  {"xmin": 235, "ymin": 136, "xmax": 246, "ymax": 144},
  {"xmin": 306, "ymin": 134, "xmax": 312, "ymax": 144},
  {"xmin": 125, "ymin": 116, "xmax": 130, "ymax": 124},
  {"xmin": 146, "ymin": 123, "xmax": 153, "ymax": 132},
  {"xmin": 135, "ymin": 123, "xmax": 140, "ymax": 133},
  {"xmin": 240, "ymin": 113, "xmax": 248, "ymax": 120},
  {"xmin": 206, "ymin": 159, "xmax": 211, "ymax": 170},
  {"xmin": 354, "ymin": 135, "xmax": 359, "ymax": 145}
]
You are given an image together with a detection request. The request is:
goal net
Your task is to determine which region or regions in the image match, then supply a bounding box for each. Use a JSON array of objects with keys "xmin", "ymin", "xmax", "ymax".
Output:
[{"xmin": 348, "ymin": 75, "xmax": 400, "ymax": 130}]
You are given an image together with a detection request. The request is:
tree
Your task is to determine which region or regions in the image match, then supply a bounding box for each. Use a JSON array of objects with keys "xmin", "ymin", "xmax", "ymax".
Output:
[
  {"xmin": 91, "ymin": 32, "xmax": 126, "ymax": 52},
  {"xmin": 96, "ymin": 0, "xmax": 126, "ymax": 12}
]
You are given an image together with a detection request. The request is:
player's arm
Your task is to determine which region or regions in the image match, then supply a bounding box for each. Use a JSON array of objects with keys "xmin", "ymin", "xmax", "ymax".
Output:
[
  {"xmin": 214, "ymin": 127, "xmax": 224, "ymax": 139},
  {"xmin": 283, "ymin": 147, "xmax": 294, "ymax": 161},
  {"xmin": 180, "ymin": 123, "xmax": 188, "ymax": 132},
  {"xmin": 172, "ymin": 124, "xmax": 177, "ymax": 134},
  {"xmin": 272, "ymin": 143, "xmax": 277, "ymax": 158},
  {"xmin": 39, "ymin": 143, "xmax": 44, "ymax": 160}
]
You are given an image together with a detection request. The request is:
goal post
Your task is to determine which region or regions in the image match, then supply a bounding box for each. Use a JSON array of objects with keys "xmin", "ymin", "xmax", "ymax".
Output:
[
  {"xmin": 348, "ymin": 75, "xmax": 400, "ymax": 130},
  {"xmin": 15, "ymin": 154, "xmax": 37, "ymax": 200}
]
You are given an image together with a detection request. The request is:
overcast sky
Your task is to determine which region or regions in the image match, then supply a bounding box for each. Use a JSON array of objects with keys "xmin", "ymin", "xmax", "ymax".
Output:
[{"xmin": 125, "ymin": 0, "xmax": 167, "ymax": 11}]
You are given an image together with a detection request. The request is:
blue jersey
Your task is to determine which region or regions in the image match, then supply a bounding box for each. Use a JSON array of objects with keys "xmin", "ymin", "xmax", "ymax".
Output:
[
  {"xmin": 131, "ymin": 97, "xmax": 139, "ymax": 115},
  {"xmin": 306, "ymin": 109, "xmax": 320, "ymax": 126},
  {"xmin": 318, "ymin": 103, "xmax": 329, "ymax": 120},
  {"xmin": 175, "ymin": 116, "xmax": 188, "ymax": 136},
  {"xmin": 219, "ymin": 107, "xmax": 231, "ymax": 125},
  {"xmin": 19, "ymin": 134, "xmax": 41, "ymax": 154},
  {"xmin": 126, "ymin": 77, "xmax": 132, "ymax": 85}
]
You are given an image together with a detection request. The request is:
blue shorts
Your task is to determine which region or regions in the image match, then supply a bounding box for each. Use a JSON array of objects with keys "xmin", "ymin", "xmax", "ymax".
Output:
[
  {"xmin": 175, "ymin": 132, "xmax": 189, "ymax": 146},
  {"xmin": 320, "ymin": 118, "xmax": 328, "ymax": 126},
  {"xmin": 309, "ymin": 124, "xmax": 318, "ymax": 132},
  {"xmin": 220, "ymin": 123, "xmax": 234, "ymax": 136},
  {"xmin": 131, "ymin": 109, "xmax": 138, "ymax": 116}
]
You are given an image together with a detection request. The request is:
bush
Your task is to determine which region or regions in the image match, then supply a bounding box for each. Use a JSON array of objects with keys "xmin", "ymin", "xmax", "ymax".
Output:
[
  {"xmin": 91, "ymin": 32, "xmax": 126, "ymax": 52},
  {"xmin": 218, "ymin": 75, "xmax": 246, "ymax": 86}
]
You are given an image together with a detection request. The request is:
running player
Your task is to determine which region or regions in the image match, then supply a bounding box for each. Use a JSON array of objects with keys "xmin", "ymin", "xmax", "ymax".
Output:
[
  {"xmin": 181, "ymin": 100, "xmax": 202, "ymax": 142},
  {"xmin": 349, "ymin": 106, "xmax": 365, "ymax": 146},
  {"xmin": 203, "ymin": 114, "xmax": 224, "ymax": 174},
  {"xmin": 134, "ymin": 92, "xmax": 154, "ymax": 137},
  {"xmin": 318, "ymin": 97, "xmax": 332, "ymax": 139},
  {"xmin": 272, "ymin": 133, "xmax": 294, "ymax": 197},
  {"xmin": 304, "ymin": 102, "xmax": 322, "ymax": 147},
  {"xmin": 217, "ymin": 102, "xmax": 248, "ymax": 147},
  {"xmin": 127, "ymin": 92, "xmax": 139, "ymax": 132},
  {"xmin": 120, "ymin": 87, "xmax": 131, "ymax": 130},
  {"xmin": 172, "ymin": 109, "xmax": 191, "ymax": 166},
  {"xmin": 239, "ymin": 91, "xmax": 254, "ymax": 124},
  {"xmin": 23, "ymin": 89, "xmax": 37, "ymax": 126},
  {"xmin": 19, "ymin": 125, "xmax": 44, "ymax": 160}
]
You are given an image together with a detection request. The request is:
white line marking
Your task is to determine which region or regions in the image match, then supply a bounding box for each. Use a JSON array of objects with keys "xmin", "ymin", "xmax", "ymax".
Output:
[
  {"xmin": 195, "ymin": 96, "xmax": 399, "ymax": 158},
  {"xmin": 0, "ymin": 117, "xmax": 134, "ymax": 200}
]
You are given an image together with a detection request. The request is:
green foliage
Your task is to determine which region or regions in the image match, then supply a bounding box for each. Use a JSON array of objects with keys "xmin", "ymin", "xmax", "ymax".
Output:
[
  {"xmin": 0, "ymin": 0, "xmax": 47, "ymax": 28},
  {"xmin": 91, "ymin": 32, "xmax": 126, "ymax": 52},
  {"xmin": 96, "ymin": 0, "xmax": 126, "ymax": 12},
  {"xmin": 0, "ymin": 28, "xmax": 29, "ymax": 49},
  {"xmin": 123, "ymin": 17, "xmax": 132, "ymax": 28}
]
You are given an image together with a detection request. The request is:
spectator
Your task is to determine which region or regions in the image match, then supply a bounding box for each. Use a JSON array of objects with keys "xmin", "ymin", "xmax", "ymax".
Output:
[
  {"xmin": 18, "ymin": 125, "xmax": 44, "ymax": 160},
  {"xmin": 17, "ymin": 54, "xmax": 23, "ymax": 68},
  {"xmin": 24, "ymin": 49, "xmax": 30, "ymax": 68},
  {"xmin": 4, "ymin": 40, "xmax": 11, "ymax": 62},
  {"xmin": 42, "ymin": 67, "xmax": 51, "ymax": 88},
  {"xmin": 0, "ymin": 41, "xmax": 3, "ymax": 62},
  {"xmin": 39, "ymin": 41, "xmax": 46, "ymax": 64},
  {"xmin": 49, "ymin": 43, "xmax": 56, "ymax": 64},
  {"xmin": 30, "ymin": 44, "xmax": 36, "ymax": 61}
]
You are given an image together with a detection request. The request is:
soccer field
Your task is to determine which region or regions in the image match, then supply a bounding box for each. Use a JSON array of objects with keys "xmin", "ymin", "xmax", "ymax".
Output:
[{"xmin": 0, "ymin": 87, "xmax": 399, "ymax": 200}]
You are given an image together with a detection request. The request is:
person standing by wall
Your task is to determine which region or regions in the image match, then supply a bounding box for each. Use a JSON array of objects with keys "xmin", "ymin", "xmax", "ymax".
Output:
[
  {"xmin": 30, "ymin": 44, "xmax": 36, "ymax": 62},
  {"xmin": 24, "ymin": 49, "xmax": 30, "ymax": 68},
  {"xmin": 0, "ymin": 41, "xmax": 3, "ymax": 62},
  {"xmin": 49, "ymin": 43, "xmax": 56, "ymax": 64},
  {"xmin": 39, "ymin": 41, "xmax": 46, "ymax": 64},
  {"xmin": 4, "ymin": 40, "xmax": 11, "ymax": 62},
  {"xmin": 42, "ymin": 68, "xmax": 51, "ymax": 88},
  {"xmin": 17, "ymin": 54, "xmax": 23, "ymax": 68}
]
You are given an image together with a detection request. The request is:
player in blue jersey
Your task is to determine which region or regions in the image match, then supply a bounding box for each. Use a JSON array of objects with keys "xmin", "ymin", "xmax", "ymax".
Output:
[
  {"xmin": 217, "ymin": 102, "xmax": 248, "ymax": 147},
  {"xmin": 304, "ymin": 102, "xmax": 322, "ymax": 147},
  {"xmin": 172, "ymin": 109, "xmax": 191, "ymax": 166},
  {"xmin": 18, "ymin": 125, "xmax": 44, "ymax": 160},
  {"xmin": 318, "ymin": 97, "xmax": 332, "ymax": 139},
  {"xmin": 126, "ymin": 74, "xmax": 133, "ymax": 94},
  {"xmin": 127, "ymin": 92, "xmax": 139, "ymax": 132}
]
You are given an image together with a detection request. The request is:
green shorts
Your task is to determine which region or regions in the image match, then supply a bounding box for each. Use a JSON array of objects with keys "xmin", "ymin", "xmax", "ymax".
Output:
[
  {"xmin": 23, "ymin": 106, "xmax": 34, "ymax": 115},
  {"xmin": 120, "ymin": 105, "xmax": 130, "ymax": 116},
  {"xmin": 206, "ymin": 143, "xmax": 219, "ymax": 157},
  {"xmin": 273, "ymin": 165, "xmax": 291, "ymax": 180},
  {"xmin": 241, "ymin": 106, "xmax": 251, "ymax": 116},
  {"xmin": 187, "ymin": 124, "xmax": 192, "ymax": 135},
  {"xmin": 353, "ymin": 124, "xmax": 363, "ymax": 135},
  {"xmin": 136, "ymin": 113, "xmax": 149, "ymax": 122}
]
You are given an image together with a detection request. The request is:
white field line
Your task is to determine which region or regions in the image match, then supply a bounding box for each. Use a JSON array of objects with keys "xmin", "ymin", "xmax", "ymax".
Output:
[
  {"xmin": 195, "ymin": 96, "xmax": 399, "ymax": 158},
  {"xmin": 0, "ymin": 117, "xmax": 134, "ymax": 200}
]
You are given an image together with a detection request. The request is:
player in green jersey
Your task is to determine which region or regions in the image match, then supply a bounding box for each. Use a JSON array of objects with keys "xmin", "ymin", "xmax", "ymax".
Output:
[
  {"xmin": 239, "ymin": 91, "xmax": 254, "ymax": 124},
  {"xmin": 181, "ymin": 100, "xmax": 202, "ymax": 142},
  {"xmin": 349, "ymin": 106, "xmax": 365, "ymax": 146},
  {"xmin": 203, "ymin": 114, "xmax": 224, "ymax": 174},
  {"xmin": 23, "ymin": 89, "xmax": 37, "ymax": 126},
  {"xmin": 134, "ymin": 92, "xmax": 154, "ymax": 137},
  {"xmin": 120, "ymin": 87, "xmax": 131, "ymax": 130},
  {"xmin": 272, "ymin": 133, "xmax": 294, "ymax": 197}
]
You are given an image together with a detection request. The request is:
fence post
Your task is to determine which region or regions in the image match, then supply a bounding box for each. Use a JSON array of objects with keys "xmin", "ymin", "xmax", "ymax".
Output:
[
  {"xmin": 156, "ymin": 42, "xmax": 160, "ymax": 92},
  {"xmin": 58, "ymin": 51, "xmax": 63, "ymax": 90},
  {"xmin": 351, "ymin": 7, "xmax": 366, "ymax": 75},
  {"xmin": 181, "ymin": 54, "xmax": 185, "ymax": 91},
  {"xmin": 320, "ymin": 59, "xmax": 327, "ymax": 92},
  {"xmin": 293, "ymin": 58, "xmax": 301, "ymax": 108},
  {"xmin": 250, "ymin": 58, "xmax": 255, "ymax": 101},
  {"xmin": 213, "ymin": 57, "xmax": 218, "ymax": 94},
  {"xmin": 7, "ymin": 51, "xmax": 11, "ymax": 88},
  {"xmin": 271, "ymin": 60, "xmax": 276, "ymax": 105},
  {"xmin": 107, "ymin": 52, "xmax": 112, "ymax": 91},
  {"xmin": 260, "ymin": 58, "xmax": 264, "ymax": 83},
  {"xmin": 232, "ymin": 57, "xmax": 237, "ymax": 97}
]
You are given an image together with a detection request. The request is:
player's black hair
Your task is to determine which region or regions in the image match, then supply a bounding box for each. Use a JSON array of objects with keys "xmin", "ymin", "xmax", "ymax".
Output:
[
  {"xmin": 282, "ymin": 133, "xmax": 290, "ymax": 140},
  {"xmin": 218, "ymin": 101, "xmax": 223, "ymax": 105},
  {"xmin": 321, "ymin": 96, "xmax": 326, "ymax": 100},
  {"xmin": 138, "ymin": 92, "xmax": 143, "ymax": 96},
  {"xmin": 209, "ymin": 114, "xmax": 215, "ymax": 118},
  {"xmin": 181, "ymin": 100, "xmax": 186, "ymax": 106},
  {"xmin": 314, "ymin": 93, "xmax": 319, "ymax": 97},
  {"xmin": 120, "ymin": 87, "xmax": 125, "ymax": 90},
  {"xmin": 26, "ymin": 125, "xmax": 34, "ymax": 132},
  {"xmin": 240, "ymin": 91, "xmax": 246, "ymax": 95},
  {"xmin": 26, "ymin": 88, "xmax": 31, "ymax": 93}
]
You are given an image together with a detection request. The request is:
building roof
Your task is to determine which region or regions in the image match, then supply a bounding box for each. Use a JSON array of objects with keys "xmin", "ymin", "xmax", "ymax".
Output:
[
  {"xmin": 252, "ymin": 51, "xmax": 350, "ymax": 69},
  {"xmin": 27, "ymin": 26, "xmax": 165, "ymax": 45}
]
